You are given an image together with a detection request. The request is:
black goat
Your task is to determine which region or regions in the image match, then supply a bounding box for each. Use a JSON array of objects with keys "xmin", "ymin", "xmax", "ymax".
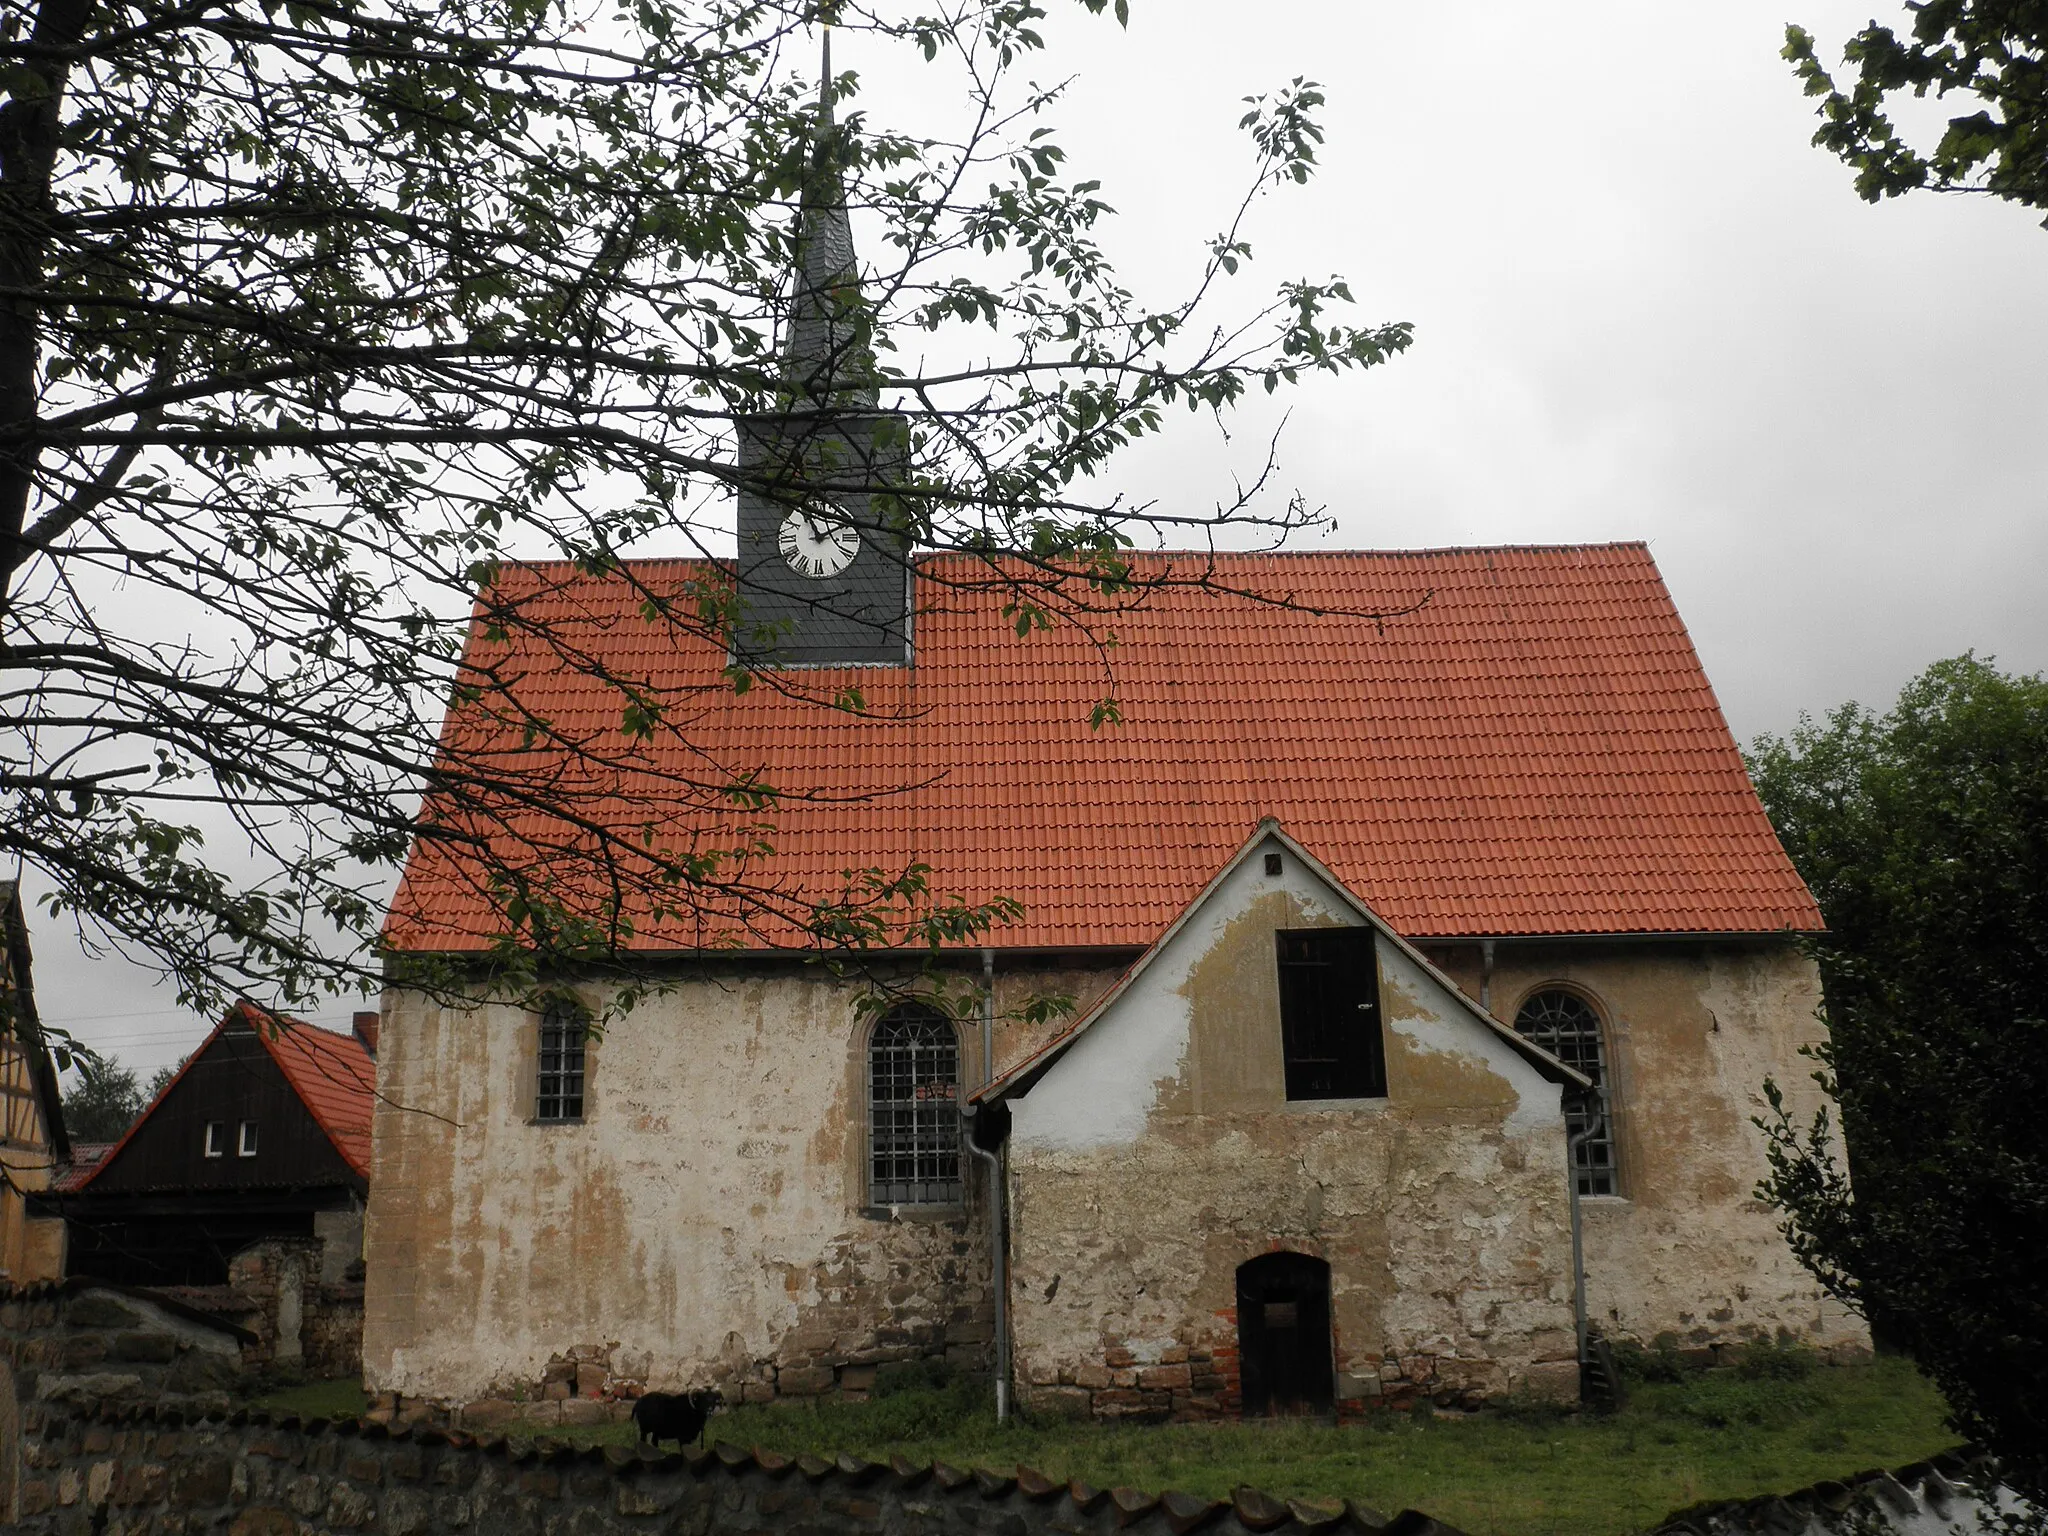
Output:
[{"xmin": 631, "ymin": 1387, "xmax": 723, "ymax": 1450}]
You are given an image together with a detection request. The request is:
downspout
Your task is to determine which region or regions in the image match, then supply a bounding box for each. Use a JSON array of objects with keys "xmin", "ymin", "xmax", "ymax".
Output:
[
  {"xmin": 1567, "ymin": 1093, "xmax": 1607, "ymax": 1374},
  {"xmin": 1480, "ymin": 938, "xmax": 1496, "ymax": 1015},
  {"xmin": 964, "ymin": 946, "xmax": 1010, "ymax": 1422}
]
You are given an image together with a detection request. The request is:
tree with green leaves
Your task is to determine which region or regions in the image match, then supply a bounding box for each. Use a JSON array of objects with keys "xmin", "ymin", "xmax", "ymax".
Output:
[
  {"xmin": 59, "ymin": 1054, "xmax": 145, "ymax": 1141},
  {"xmin": 1, "ymin": 0, "xmax": 1409, "ymax": 1021},
  {"xmin": 1749, "ymin": 655, "xmax": 2048, "ymax": 1495},
  {"xmin": 1786, "ymin": 3, "xmax": 2048, "ymax": 219}
]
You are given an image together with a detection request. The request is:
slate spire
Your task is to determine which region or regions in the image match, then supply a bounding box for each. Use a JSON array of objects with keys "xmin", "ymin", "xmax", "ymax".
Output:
[{"xmin": 783, "ymin": 21, "xmax": 878, "ymax": 409}]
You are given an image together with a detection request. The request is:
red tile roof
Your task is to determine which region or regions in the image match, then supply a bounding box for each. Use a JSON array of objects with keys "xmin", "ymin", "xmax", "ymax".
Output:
[
  {"xmin": 386, "ymin": 544, "xmax": 1821, "ymax": 952},
  {"xmin": 258, "ymin": 1009, "xmax": 376, "ymax": 1179},
  {"xmin": 72, "ymin": 1003, "xmax": 375, "ymax": 1189},
  {"xmin": 53, "ymin": 1142, "xmax": 114, "ymax": 1193}
]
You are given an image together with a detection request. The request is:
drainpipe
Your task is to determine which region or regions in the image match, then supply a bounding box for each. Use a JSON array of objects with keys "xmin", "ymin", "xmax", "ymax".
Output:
[
  {"xmin": 964, "ymin": 947, "xmax": 1010, "ymax": 1423},
  {"xmin": 1480, "ymin": 938, "xmax": 1496, "ymax": 1015},
  {"xmin": 981, "ymin": 948, "xmax": 995, "ymax": 1095},
  {"xmin": 1566, "ymin": 1094, "xmax": 1607, "ymax": 1373}
]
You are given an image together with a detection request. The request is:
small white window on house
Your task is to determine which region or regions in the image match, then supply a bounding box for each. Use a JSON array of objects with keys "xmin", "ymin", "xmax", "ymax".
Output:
[
  {"xmin": 203, "ymin": 1121, "xmax": 225, "ymax": 1158},
  {"xmin": 1514, "ymin": 989, "xmax": 1618, "ymax": 1196},
  {"xmin": 238, "ymin": 1120, "xmax": 259, "ymax": 1157},
  {"xmin": 535, "ymin": 1003, "xmax": 587, "ymax": 1123},
  {"xmin": 867, "ymin": 1005, "xmax": 961, "ymax": 1207}
]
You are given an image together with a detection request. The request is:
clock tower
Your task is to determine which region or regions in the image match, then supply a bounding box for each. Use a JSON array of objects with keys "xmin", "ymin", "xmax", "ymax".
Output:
[{"xmin": 731, "ymin": 28, "xmax": 912, "ymax": 668}]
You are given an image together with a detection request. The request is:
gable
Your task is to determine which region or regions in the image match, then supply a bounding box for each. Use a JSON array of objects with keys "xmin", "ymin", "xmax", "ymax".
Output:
[
  {"xmin": 80, "ymin": 1012, "xmax": 369, "ymax": 1197},
  {"xmin": 386, "ymin": 544, "xmax": 1822, "ymax": 954},
  {"xmin": 1, "ymin": 881, "xmax": 69, "ymax": 1164},
  {"xmin": 1003, "ymin": 827, "xmax": 1578, "ymax": 1154}
]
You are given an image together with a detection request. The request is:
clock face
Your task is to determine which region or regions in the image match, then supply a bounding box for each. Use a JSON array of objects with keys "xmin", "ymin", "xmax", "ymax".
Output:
[{"xmin": 778, "ymin": 510, "xmax": 861, "ymax": 579}]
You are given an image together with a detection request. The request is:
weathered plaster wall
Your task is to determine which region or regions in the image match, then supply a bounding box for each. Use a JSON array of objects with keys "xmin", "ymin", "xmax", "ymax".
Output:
[
  {"xmin": 1419, "ymin": 940, "xmax": 1867, "ymax": 1353},
  {"xmin": 1006, "ymin": 842, "xmax": 1579, "ymax": 1419},
  {"xmin": 364, "ymin": 962, "xmax": 1117, "ymax": 1408}
]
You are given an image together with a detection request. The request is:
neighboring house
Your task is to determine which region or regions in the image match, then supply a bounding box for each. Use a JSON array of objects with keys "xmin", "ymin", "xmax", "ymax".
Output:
[
  {"xmin": 54, "ymin": 1002, "xmax": 374, "ymax": 1289},
  {"xmin": 0, "ymin": 882, "xmax": 70, "ymax": 1283},
  {"xmin": 361, "ymin": 83, "xmax": 1860, "ymax": 1416}
]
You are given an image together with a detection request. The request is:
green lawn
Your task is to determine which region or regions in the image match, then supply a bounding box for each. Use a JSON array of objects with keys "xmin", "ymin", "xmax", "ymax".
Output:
[
  {"xmin": 252, "ymin": 1376, "xmax": 373, "ymax": 1420},
  {"xmin": 257, "ymin": 1357, "xmax": 1958, "ymax": 1536}
]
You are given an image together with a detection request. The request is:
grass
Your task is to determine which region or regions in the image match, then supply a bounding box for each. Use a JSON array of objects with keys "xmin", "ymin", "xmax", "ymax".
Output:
[
  {"xmin": 250, "ymin": 1376, "xmax": 372, "ymax": 1420},
  {"xmin": 251, "ymin": 1356, "xmax": 1958, "ymax": 1536}
]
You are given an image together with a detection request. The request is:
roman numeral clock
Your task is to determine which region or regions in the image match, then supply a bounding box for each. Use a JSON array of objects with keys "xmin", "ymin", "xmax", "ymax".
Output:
[{"xmin": 778, "ymin": 509, "xmax": 861, "ymax": 581}]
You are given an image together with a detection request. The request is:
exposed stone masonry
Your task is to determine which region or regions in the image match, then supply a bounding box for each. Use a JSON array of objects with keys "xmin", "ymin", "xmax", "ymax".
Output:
[{"xmin": 1027, "ymin": 1322, "xmax": 1528, "ymax": 1423}]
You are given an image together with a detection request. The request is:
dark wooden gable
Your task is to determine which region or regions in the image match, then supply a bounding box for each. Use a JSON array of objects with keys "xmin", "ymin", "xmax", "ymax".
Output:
[{"xmin": 86, "ymin": 1020, "xmax": 362, "ymax": 1197}]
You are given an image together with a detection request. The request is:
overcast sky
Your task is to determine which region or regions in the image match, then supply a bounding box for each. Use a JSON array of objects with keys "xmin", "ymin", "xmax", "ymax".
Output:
[{"xmin": 31, "ymin": 1, "xmax": 2047, "ymax": 1078}]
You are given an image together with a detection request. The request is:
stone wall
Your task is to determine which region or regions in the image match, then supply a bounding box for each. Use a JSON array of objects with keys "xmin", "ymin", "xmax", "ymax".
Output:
[
  {"xmin": 7, "ymin": 1397, "xmax": 1472, "ymax": 1536},
  {"xmin": 0, "ymin": 1280, "xmax": 249, "ymax": 1431},
  {"xmin": 364, "ymin": 963, "xmax": 1112, "ymax": 1408},
  {"xmin": 1651, "ymin": 1448, "xmax": 2023, "ymax": 1536}
]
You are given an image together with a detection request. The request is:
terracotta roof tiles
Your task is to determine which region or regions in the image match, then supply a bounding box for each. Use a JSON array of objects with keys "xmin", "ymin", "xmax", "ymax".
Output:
[{"xmin": 386, "ymin": 543, "xmax": 1821, "ymax": 951}]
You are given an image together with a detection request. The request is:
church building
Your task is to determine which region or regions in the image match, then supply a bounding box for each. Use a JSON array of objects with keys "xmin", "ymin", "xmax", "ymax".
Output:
[{"xmin": 361, "ymin": 49, "xmax": 1862, "ymax": 1417}]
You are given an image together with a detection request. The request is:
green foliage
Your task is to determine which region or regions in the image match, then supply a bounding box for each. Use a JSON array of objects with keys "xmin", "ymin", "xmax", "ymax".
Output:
[
  {"xmin": 1785, "ymin": 5, "xmax": 2048, "ymax": 220},
  {"xmin": 1748, "ymin": 654, "xmax": 2048, "ymax": 1496},
  {"xmin": 60, "ymin": 1055, "xmax": 146, "ymax": 1142},
  {"xmin": 539, "ymin": 1357, "xmax": 1953, "ymax": 1536}
]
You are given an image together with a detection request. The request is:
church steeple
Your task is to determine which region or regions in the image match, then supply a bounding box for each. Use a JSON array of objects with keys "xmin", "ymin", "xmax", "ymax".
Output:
[
  {"xmin": 729, "ymin": 16, "xmax": 913, "ymax": 670},
  {"xmin": 783, "ymin": 23, "xmax": 878, "ymax": 410}
]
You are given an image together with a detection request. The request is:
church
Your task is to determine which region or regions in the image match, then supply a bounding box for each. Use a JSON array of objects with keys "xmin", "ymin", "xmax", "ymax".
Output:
[{"xmin": 360, "ymin": 53, "xmax": 1862, "ymax": 1418}]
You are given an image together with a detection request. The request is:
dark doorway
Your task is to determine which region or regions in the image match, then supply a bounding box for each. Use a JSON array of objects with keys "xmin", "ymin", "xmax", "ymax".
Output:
[{"xmin": 1236, "ymin": 1251, "xmax": 1335, "ymax": 1418}]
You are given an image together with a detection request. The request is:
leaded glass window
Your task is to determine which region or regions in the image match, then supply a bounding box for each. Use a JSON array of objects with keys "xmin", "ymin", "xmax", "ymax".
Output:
[
  {"xmin": 1513, "ymin": 989, "xmax": 1617, "ymax": 1196},
  {"xmin": 536, "ymin": 1005, "xmax": 587, "ymax": 1122},
  {"xmin": 868, "ymin": 1005, "xmax": 960, "ymax": 1206}
]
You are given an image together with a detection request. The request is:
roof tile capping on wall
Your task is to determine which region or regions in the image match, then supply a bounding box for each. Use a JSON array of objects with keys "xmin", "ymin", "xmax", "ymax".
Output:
[
  {"xmin": 7, "ymin": 1396, "xmax": 1475, "ymax": 1536},
  {"xmin": 1653, "ymin": 1447, "xmax": 2026, "ymax": 1536}
]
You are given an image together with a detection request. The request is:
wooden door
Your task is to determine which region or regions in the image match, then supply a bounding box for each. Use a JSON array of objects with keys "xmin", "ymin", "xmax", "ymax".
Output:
[{"xmin": 1236, "ymin": 1251, "xmax": 1334, "ymax": 1418}]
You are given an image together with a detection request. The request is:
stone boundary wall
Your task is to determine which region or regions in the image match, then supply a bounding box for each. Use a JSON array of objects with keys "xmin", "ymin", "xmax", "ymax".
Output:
[
  {"xmin": 1653, "ymin": 1448, "xmax": 2026, "ymax": 1536},
  {"xmin": 8, "ymin": 1398, "xmax": 1474, "ymax": 1536},
  {"xmin": 3, "ymin": 1281, "xmax": 250, "ymax": 1416}
]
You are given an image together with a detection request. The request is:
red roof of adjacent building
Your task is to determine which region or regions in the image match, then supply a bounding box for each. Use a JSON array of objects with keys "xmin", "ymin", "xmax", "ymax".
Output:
[
  {"xmin": 72, "ymin": 1002, "xmax": 376, "ymax": 1189},
  {"xmin": 385, "ymin": 544, "xmax": 1822, "ymax": 952},
  {"xmin": 53, "ymin": 1142, "xmax": 114, "ymax": 1193},
  {"xmin": 258, "ymin": 1009, "xmax": 376, "ymax": 1179}
]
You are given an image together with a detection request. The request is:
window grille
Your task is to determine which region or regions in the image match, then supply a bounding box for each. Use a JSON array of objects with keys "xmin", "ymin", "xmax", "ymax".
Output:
[
  {"xmin": 1275, "ymin": 927, "xmax": 1386, "ymax": 1100},
  {"xmin": 868, "ymin": 1005, "xmax": 960, "ymax": 1206},
  {"xmin": 536, "ymin": 1005, "xmax": 587, "ymax": 1122},
  {"xmin": 1513, "ymin": 989, "xmax": 1617, "ymax": 1196}
]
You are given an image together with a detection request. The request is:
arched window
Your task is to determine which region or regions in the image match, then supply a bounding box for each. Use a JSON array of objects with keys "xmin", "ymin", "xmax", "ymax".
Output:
[
  {"xmin": 1513, "ymin": 989, "xmax": 1617, "ymax": 1197},
  {"xmin": 867, "ymin": 1005, "xmax": 960, "ymax": 1207}
]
